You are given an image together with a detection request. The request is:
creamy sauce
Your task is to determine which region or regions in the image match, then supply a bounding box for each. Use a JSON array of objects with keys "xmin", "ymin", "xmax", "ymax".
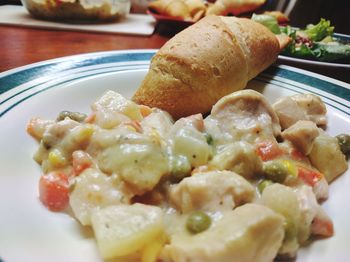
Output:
[{"xmin": 27, "ymin": 89, "xmax": 348, "ymax": 261}]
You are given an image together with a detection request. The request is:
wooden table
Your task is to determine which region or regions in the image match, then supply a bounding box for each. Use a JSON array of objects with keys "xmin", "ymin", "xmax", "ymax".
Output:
[
  {"xmin": 0, "ymin": 24, "xmax": 170, "ymax": 73},
  {"xmin": 0, "ymin": 23, "xmax": 349, "ymax": 84}
]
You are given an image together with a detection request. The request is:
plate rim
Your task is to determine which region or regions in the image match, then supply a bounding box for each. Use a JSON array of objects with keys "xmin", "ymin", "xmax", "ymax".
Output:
[
  {"xmin": 0, "ymin": 49, "xmax": 157, "ymax": 78},
  {"xmin": 0, "ymin": 49, "xmax": 349, "ymax": 107},
  {"xmin": 0, "ymin": 49, "xmax": 158, "ymax": 95},
  {"xmin": 277, "ymin": 55, "xmax": 350, "ymax": 69},
  {"xmin": 0, "ymin": 49, "xmax": 349, "ymax": 84}
]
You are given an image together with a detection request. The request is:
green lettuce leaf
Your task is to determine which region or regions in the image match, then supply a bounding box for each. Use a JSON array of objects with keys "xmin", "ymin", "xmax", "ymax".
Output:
[
  {"xmin": 258, "ymin": 17, "xmax": 349, "ymax": 62},
  {"xmin": 251, "ymin": 14, "xmax": 281, "ymax": 34},
  {"xmin": 282, "ymin": 42, "xmax": 350, "ymax": 62},
  {"xmin": 316, "ymin": 43, "xmax": 350, "ymax": 61},
  {"xmin": 282, "ymin": 43, "xmax": 320, "ymax": 60},
  {"xmin": 304, "ymin": 18, "xmax": 334, "ymax": 42}
]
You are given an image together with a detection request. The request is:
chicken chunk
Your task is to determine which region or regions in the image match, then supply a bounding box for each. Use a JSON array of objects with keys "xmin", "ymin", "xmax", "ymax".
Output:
[
  {"xmin": 140, "ymin": 109, "xmax": 174, "ymax": 138},
  {"xmin": 281, "ymin": 120, "xmax": 320, "ymax": 155},
  {"xmin": 27, "ymin": 117, "xmax": 55, "ymax": 141},
  {"xmin": 311, "ymin": 205, "xmax": 334, "ymax": 237},
  {"xmin": 293, "ymin": 185, "xmax": 319, "ymax": 243},
  {"xmin": 171, "ymin": 113, "xmax": 205, "ymax": 133},
  {"xmin": 261, "ymin": 183, "xmax": 333, "ymax": 258},
  {"xmin": 272, "ymin": 96, "xmax": 307, "ymax": 130},
  {"xmin": 40, "ymin": 118, "xmax": 80, "ymax": 149},
  {"xmin": 312, "ymin": 177, "xmax": 329, "ymax": 200},
  {"xmin": 273, "ymin": 94, "xmax": 327, "ymax": 130},
  {"xmin": 169, "ymin": 170, "xmax": 255, "ymax": 213},
  {"xmin": 294, "ymin": 185, "xmax": 333, "ymax": 243},
  {"xmin": 92, "ymin": 91, "xmax": 143, "ymax": 129},
  {"xmin": 205, "ymin": 90, "xmax": 281, "ymax": 145},
  {"xmin": 292, "ymin": 93, "xmax": 327, "ymax": 125},
  {"xmin": 162, "ymin": 204, "xmax": 285, "ymax": 262}
]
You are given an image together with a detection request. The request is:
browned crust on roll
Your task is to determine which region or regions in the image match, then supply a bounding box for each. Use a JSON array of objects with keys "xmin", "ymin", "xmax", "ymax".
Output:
[
  {"xmin": 206, "ymin": 0, "xmax": 266, "ymax": 16},
  {"xmin": 275, "ymin": 33, "xmax": 292, "ymax": 50},
  {"xmin": 221, "ymin": 16, "xmax": 280, "ymax": 79},
  {"xmin": 132, "ymin": 15, "xmax": 280, "ymax": 119},
  {"xmin": 133, "ymin": 16, "xmax": 248, "ymax": 119},
  {"xmin": 263, "ymin": 11, "xmax": 290, "ymax": 24}
]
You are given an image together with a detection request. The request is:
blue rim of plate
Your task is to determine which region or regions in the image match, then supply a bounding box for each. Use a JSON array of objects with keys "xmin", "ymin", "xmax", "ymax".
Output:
[
  {"xmin": 278, "ymin": 33, "xmax": 350, "ymax": 68},
  {"xmin": 0, "ymin": 49, "xmax": 349, "ymax": 118}
]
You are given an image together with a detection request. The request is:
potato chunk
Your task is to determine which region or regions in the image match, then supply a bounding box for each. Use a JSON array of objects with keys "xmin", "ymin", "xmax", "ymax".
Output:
[
  {"xmin": 91, "ymin": 204, "xmax": 164, "ymax": 259},
  {"xmin": 69, "ymin": 168, "xmax": 130, "ymax": 226},
  {"xmin": 162, "ymin": 204, "xmax": 284, "ymax": 262},
  {"xmin": 172, "ymin": 126, "xmax": 210, "ymax": 167},
  {"xmin": 309, "ymin": 134, "xmax": 348, "ymax": 182},
  {"xmin": 210, "ymin": 141, "xmax": 262, "ymax": 179},
  {"xmin": 260, "ymin": 184, "xmax": 301, "ymax": 256},
  {"xmin": 98, "ymin": 137, "xmax": 169, "ymax": 195}
]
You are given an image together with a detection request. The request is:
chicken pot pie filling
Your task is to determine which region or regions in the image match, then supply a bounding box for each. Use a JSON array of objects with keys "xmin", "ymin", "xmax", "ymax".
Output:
[{"xmin": 27, "ymin": 89, "xmax": 349, "ymax": 261}]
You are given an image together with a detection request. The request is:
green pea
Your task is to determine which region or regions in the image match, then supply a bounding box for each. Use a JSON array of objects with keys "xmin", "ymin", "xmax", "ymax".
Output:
[
  {"xmin": 284, "ymin": 219, "xmax": 297, "ymax": 241},
  {"xmin": 257, "ymin": 179, "xmax": 274, "ymax": 194},
  {"xmin": 262, "ymin": 160, "xmax": 289, "ymax": 183},
  {"xmin": 204, "ymin": 133, "xmax": 214, "ymax": 145},
  {"xmin": 57, "ymin": 111, "xmax": 87, "ymax": 123},
  {"xmin": 169, "ymin": 155, "xmax": 191, "ymax": 183},
  {"xmin": 186, "ymin": 211, "xmax": 211, "ymax": 234},
  {"xmin": 41, "ymin": 133, "xmax": 56, "ymax": 149},
  {"xmin": 336, "ymin": 134, "xmax": 350, "ymax": 155}
]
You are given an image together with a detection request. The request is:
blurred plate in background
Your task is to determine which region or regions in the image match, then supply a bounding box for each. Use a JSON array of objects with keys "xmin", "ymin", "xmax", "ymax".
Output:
[{"xmin": 147, "ymin": 9, "xmax": 195, "ymax": 27}]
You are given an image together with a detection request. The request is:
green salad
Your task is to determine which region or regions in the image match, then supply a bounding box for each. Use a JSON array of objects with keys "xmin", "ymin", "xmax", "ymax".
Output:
[{"xmin": 252, "ymin": 14, "xmax": 350, "ymax": 63}]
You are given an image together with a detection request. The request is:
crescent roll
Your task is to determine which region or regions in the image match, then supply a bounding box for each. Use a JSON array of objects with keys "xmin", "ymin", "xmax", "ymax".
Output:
[
  {"xmin": 206, "ymin": 0, "xmax": 266, "ymax": 16},
  {"xmin": 148, "ymin": 0, "xmax": 206, "ymax": 21},
  {"xmin": 132, "ymin": 15, "xmax": 280, "ymax": 119}
]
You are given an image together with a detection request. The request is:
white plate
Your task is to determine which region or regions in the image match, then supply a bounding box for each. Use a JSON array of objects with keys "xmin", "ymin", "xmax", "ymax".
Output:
[
  {"xmin": 278, "ymin": 33, "xmax": 350, "ymax": 69},
  {"xmin": 0, "ymin": 50, "xmax": 349, "ymax": 262},
  {"xmin": 278, "ymin": 55, "xmax": 350, "ymax": 69}
]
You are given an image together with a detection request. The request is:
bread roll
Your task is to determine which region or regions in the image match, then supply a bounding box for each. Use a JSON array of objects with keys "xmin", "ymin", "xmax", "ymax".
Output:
[
  {"xmin": 206, "ymin": 0, "xmax": 266, "ymax": 16},
  {"xmin": 185, "ymin": 0, "xmax": 207, "ymax": 21},
  {"xmin": 148, "ymin": 0, "xmax": 191, "ymax": 20},
  {"xmin": 148, "ymin": 0, "xmax": 206, "ymax": 21},
  {"xmin": 132, "ymin": 15, "xmax": 280, "ymax": 119},
  {"xmin": 263, "ymin": 11, "xmax": 290, "ymax": 24}
]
